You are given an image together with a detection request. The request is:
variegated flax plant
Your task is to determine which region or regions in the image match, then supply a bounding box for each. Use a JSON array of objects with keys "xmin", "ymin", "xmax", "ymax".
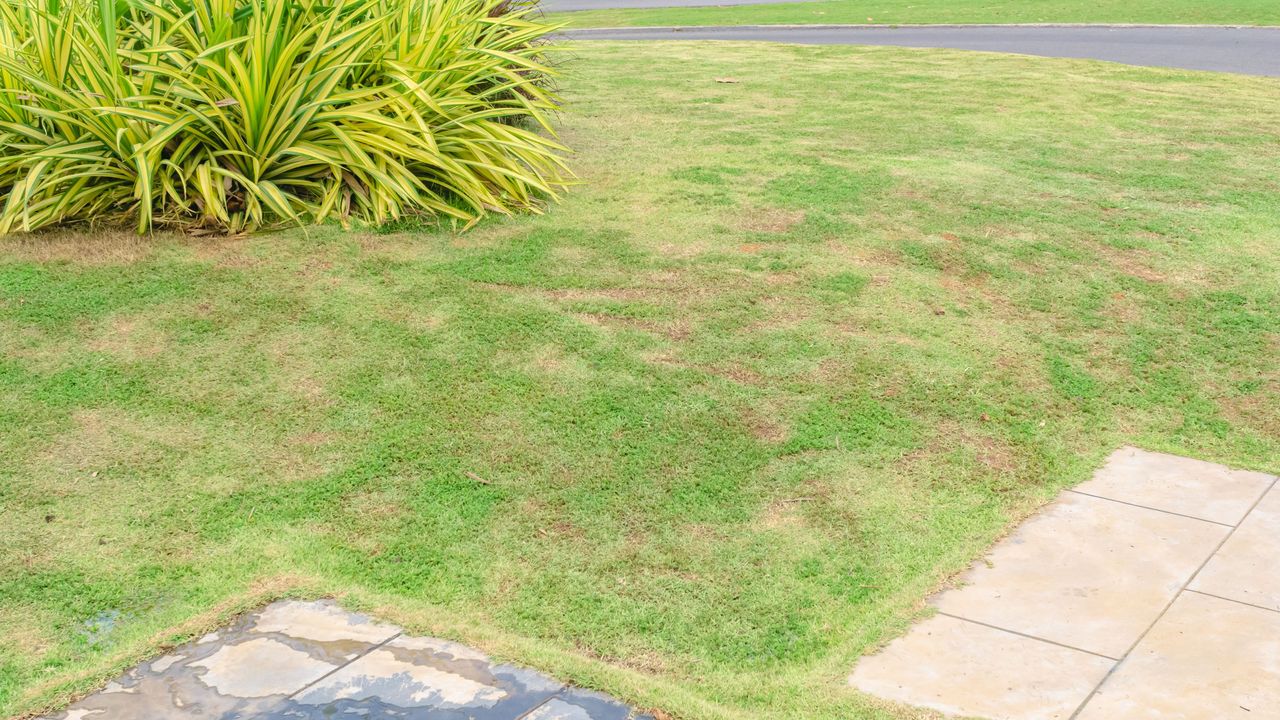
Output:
[{"xmin": 0, "ymin": 0, "xmax": 570, "ymax": 233}]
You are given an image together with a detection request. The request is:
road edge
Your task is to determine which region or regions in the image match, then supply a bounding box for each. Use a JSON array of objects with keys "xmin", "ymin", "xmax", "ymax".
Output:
[{"xmin": 562, "ymin": 22, "xmax": 1280, "ymax": 32}]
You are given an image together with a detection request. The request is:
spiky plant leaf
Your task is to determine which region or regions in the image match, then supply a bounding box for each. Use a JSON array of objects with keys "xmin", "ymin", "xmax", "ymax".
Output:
[{"xmin": 0, "ymin": 0, "xmax": 571, "ymax": 233}]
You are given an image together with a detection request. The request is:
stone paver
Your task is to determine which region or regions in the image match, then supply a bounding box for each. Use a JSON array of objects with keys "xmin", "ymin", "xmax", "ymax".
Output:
[
  {"xmin": 933, "ymin": 490, "xmax": 1228, "ymax": 658},
  {"xmin": 41, "ymin": 600, "xmax": 654, "ymax": 720},
  {"xmin": 191, "ymin": 637, "xmax": 337, "ymax": 698},
  {"xmin": 1075, "ymin": 591, "xmax": 1280, "ymax": 720},
  {"xmin": 851, "ymin": 446, "xmax": 1279, "ymax": 720},
  {"xmin": 285, "ymin": 635, "xmax": 564, "ymax": 718},
  {"xmin": 1075, "ymin": 446, "xmax": 1273, "ymax": 525},
  {"xmin": 850, "ymin": 614, "xmax": 1113, "ymax": 720},
  {"xmin": 534, "ymin": 689, "xmax": 653, "ymax": 720},
  {"xmin": 1191, "ymin": 484, "xmax": 1280, "ymax": 612}
]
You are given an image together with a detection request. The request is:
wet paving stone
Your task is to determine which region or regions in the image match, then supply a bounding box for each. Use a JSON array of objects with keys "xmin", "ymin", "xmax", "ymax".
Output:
[
  {"xmin": 534, "ymin": 688, "xmax": 656, "ymax": 720},
  {"xmin": 42, "ymin": 600, "xmax": 654, "ymax": 720},
  {"xmin": 281, "ymin": 635, "xmax": 564, "ymax": 718}
]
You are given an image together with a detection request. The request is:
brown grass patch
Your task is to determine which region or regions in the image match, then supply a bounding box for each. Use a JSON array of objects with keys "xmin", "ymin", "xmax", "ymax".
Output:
[
  {"xmin": 536, "ymin": 519, "xmax": 587, "ymax": 541},
  {"xmin": 290, "ymin": 431, "xmax": 334, "ymax": 447},
  {"xmin": 550, "ymin": 245, "xmax": 592, "ymax": 266},
  {"xmin": 1085, "ymin": 242, "xmax": 1170, "ymax": 284},
  {"xmin": 477, "ymin": 279, "xmax": 719, "ymax": 308},
  {"xmin": 0, "ymin": 230, "xmax": 167, "ymax": 266},
  {"xmin": 742, "ymin": 407, "xmax": 787, "ymax": 443},
  {"xmin": 763, "ymin": 272, "xmax": 799, "ymax": 287},
  {"xmin": 344, "ymin": 487, "xmax": 409, "ymax": 522},
  {"xmin": 1218, "ymin": 380, "xmax": 1280, "ymax": 441},
  {"xmin": 894, "ymin": 187, "xmax": 929, "ymax": 202},
  {"xmin": 185, "ymin": 235, "xmax": 260, "ymax": 268},
  {"xmin": 0, "ymin": 607, "xmax": 54, "ymax": 657},
  {"xmin": 264, "ymin": 330, "xmax": 337, "ymax": 404},
  {"xmin": 1103, "ymin": 291, "xmax": 1144, "ymax": 323},
  {"xmin": 522, "ymin": 345, "xmax": 592, "ymax": 381},
  {"xmin": 380, "ymin": 305, "xmax": 449, "ymax": 333},
  {"xmin": 898, "ymin": 420, "xmax": 1019, "ymax": 477},
  {"xmin": 713, "ymin": 364, "xmax": 764, "ymax": 385},
  {"xmin": 86, "ymin": 315, "xmax": 168, "ymax": 360},
  {"xmin": 38, "ymin": 408, "xmax": 197, "ymax": 478},
  {"xmin": 737, "ymin": 207, "xmax": 805, "ymax": 234},
  {"xmin": 573, "ymin": 312, "xmax": 691, "ymax": 342},
  {"xmin": 279, "ymin": 439, "xmax": 335, "ymax": 481},
  {"xmin": 971, "ymin": 437, "xmax": 1018, "ymax": 474},
  {"xmin": 643, "ymin": 351, "xmax": 764, "ymax": 386},
  {"xmin": 737, "ymin": 294, "xmax": 814, "ymax": 334},
  {"xmin": 542, "ymin": 287, "xmax": 663, "ymax": 302},
  {"xmin": 681, "ymin": 523, "xmax": 722, "ymax": 542},
  {"xmin": 829, "ymin": 324, "xmax": 926, "ymax": 349},
  {"xmin": 573, "ymin": 642, "xmax": 672, "ymax": 676},
  {"xmin": 289, "ymin": 376, "xmax": 328, "ymax": 403},
  {"xmin": 757, "ymin": 497, "xmax": 808, "ymax": 531},
  {"xmin": 1118, "ymin": 260, "xmax": 1166, "ymax": 283}
]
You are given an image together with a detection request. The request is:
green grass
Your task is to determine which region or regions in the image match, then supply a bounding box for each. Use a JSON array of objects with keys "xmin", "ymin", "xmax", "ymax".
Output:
[
  {"xmin": 560, "ymin": 0, "xmax": 1280, "ymax": 29},
  {"xmin": 3, "ymin": 41, "xmax": 1280, "ymax": 720}
]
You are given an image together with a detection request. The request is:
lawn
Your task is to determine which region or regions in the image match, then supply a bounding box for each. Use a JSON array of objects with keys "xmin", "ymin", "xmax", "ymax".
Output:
[
  {"xmin": 559, "ymin": 0, "xmax": 1280, "ymax": 29},
  {"xmin": 2, "ymin": 40, "xmax": 1279, "ymax": 720}
]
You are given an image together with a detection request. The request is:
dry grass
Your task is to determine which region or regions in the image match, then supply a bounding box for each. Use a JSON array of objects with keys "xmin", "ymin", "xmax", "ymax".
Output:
[{"xmin": 2, "ymin": 41, "xmax": 1278, "ymax": 720}]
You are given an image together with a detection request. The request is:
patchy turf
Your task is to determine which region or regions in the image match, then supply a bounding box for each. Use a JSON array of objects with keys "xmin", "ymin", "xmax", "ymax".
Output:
[
  {"xmin": 2, "ymin": 41, "xmax": 1279, "ymax": 720},
  {"xmin": 559, "ymin": 0, "xmax": 1280, "ymax": 29}
]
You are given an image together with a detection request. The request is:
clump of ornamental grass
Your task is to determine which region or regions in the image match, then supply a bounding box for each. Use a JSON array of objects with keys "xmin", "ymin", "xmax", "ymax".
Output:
[{"xmin": 0, "ymin": 0, "xmax": 570, "ymax": 234}]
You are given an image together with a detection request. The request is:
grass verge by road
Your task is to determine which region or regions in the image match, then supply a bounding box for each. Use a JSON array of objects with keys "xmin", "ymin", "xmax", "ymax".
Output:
[
  {"xmin": 3, "ymin": 41, "xmax": 1279, "ymax": 720},
  {"xmin": 559, "ymin": 0, "xmax": 1280, "ymax": 29}
]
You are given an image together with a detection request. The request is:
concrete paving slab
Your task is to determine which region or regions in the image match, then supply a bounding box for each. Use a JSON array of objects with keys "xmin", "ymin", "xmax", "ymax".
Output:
[
  {"xmin": 1075, "ymin": 446, "xmax": 1274, "ymax": 525},
  {"xmin": 546, "ymin": 688, "xmax": 656, "ymax": 720},
  {"xmin": 933, "ymin": 491, "xmax": 1228, "ymax": 658},
  {"xmin": 191, "ymin": 637, "xmax": 339, "ymax": 697},
  {"xmin": 253, "ymin": 599, "xmax": 401, "ymax": 645},
  {"xmin": 850, "ymin": 613, "xmax": 1114, "ymax": 720},
  {"xmin": 37, "ymin": 608, "xmax": 371, "ymax": 720},
  {"xmin": 40, "ymin": 600, "xmax": 649, "ymax": 720},
  {"xmin": 288, "ymin": 634, "xmax": 562, "ymax": 717},
  {"xmin": 39, "ymin": 671, "xmax": 264, "ymax": 720},
  {"xmin": 852, "ymin": 446, "xmax": 1280, "ymax": 719},
  {"xmin": 1191, "ymin": 483, "xmax": 1280, "ymax": 611},
  {"xmin": 1075, "ymin": 591, "xmax": 1280, "ymax": 719},
  {"xmin": 526, "ymin": 699, "xmax": 599, "ymax": 720}
]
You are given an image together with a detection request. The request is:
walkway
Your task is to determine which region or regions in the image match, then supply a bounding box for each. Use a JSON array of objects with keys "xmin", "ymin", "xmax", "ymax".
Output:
[
  {"xmin": 42, "ymin": 600, "xmax": 653, "ymax": 720},
  {"xmin": 851, "ymin": 446, "xmax": 1280, "ymax": 719},
  {"xmin": 566, "ymin": 25, "xmax": 1280, "ymax": 77}
]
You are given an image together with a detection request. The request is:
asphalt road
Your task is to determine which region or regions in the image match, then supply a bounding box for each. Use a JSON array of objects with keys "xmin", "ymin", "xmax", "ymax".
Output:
[
  {"xmin": 565, "ymin": 25, "xmax": 1280, "ymax": 77},
  {"xmin": 545, "ymin": 0, "xmax": 814, "ymax": 11}
]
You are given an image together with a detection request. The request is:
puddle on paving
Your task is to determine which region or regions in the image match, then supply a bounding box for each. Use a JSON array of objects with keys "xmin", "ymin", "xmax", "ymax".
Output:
[{"xmin": 42, "ymin": 599, "xmax": 654, "ymax": 720}]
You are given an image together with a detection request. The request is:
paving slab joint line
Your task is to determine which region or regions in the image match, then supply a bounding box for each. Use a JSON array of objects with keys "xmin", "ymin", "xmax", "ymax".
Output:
[
  {"xmin": 1063, "ymin": 489, "xmax": 1236, "ymax": 528},
  {"xmin": 1066, "ymin": 475, "xmax": 1280, "ymax": 720},
  {"xmin": 513, "ymin": 687, "xmax": 569, "ymax": 720},
  {"xmin": 279, "ymin": 631, "xmax": 404, "ymax": 704},
  {"xmin": 934, "ymin": 611, "xmax": 1120, "ymax": 661},
  {"xmin": 1183, "ymin": 588, "xmax": 1280, "ymax": 616}
]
